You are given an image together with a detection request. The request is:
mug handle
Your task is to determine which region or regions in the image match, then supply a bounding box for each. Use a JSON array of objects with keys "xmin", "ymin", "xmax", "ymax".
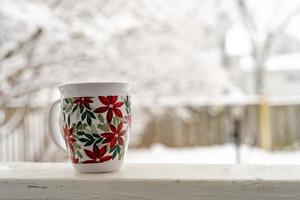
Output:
[{"xmin": 49, "ymin": 99, "xmax": 68, "ymax": 153}]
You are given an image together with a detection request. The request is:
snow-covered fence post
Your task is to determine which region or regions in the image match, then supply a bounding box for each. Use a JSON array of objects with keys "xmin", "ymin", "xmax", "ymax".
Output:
[{"xmin": 235, "ymin": 0, "xmax": 300, "ymax": 150}]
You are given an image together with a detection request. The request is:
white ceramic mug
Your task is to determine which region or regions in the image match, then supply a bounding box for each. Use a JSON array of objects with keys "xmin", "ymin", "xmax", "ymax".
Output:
[{"xmin": 49, "ymin": 82, "xmax": 131, "ymax": 173}]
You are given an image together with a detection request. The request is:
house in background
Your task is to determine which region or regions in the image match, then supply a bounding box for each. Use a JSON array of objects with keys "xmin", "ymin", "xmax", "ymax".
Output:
[{"xmin": 225, "ymin": 28, "xmax": 300, "ymax": 96}]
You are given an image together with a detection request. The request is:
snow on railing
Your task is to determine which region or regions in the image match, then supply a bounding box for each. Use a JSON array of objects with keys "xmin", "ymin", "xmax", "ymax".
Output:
[{"xmin": 0, "ymin": 162, "xmax": 300, "ymax": 200}]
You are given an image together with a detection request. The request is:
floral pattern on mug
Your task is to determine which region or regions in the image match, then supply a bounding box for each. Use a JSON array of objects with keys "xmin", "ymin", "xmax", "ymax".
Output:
[{"xmin": 61, "ymin": 95, "xmax": 131, "ymax": 164}]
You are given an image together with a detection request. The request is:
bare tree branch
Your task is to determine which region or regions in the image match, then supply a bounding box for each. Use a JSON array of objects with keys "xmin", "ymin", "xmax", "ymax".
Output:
[
  {"xmin": 235, "ymin": 0, "xmax": 300, "ymax": 94},
  {"xmin": 0, "ymin": 27, "xmax": 46, "ymax": 143}
]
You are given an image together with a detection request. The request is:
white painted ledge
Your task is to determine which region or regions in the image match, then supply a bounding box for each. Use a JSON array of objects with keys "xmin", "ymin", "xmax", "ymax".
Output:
[{"xmin": 0, "ymin": 163, "xmax": 300, "ymax": 200}]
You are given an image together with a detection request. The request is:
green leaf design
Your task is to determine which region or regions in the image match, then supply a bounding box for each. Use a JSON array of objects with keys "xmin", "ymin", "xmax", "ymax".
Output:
[
  {"xmin": 76, "ymin": 121, "xmax": 82, "ymax": 128},
  {"xmin": 116, "ymin": 145, "xmax": 121, "ymax": 154},
  {"xmin": 87, "ymin": 117, "xmax": 92, "ymax": 126},
  {"xmin": 77, "ymin": 123, "xmax": 88, "ymax": 131},
  {"xmin": 67, "ymin": 115, "xmax": 70, "ymax": 126},
  {"xmin": 112, "ymin": 150, "xmax": 117, "ymax": 159},
  {"xmin": 81, "ymin": 111, "xmax": 87, "ymax": 121},
  {"xmin": 72, "ymin": 104, "xmax": 78, "ymax": 113},
  {"xmin": 95, "ymin": 138, "xmax": 102, "ymax": 144},
  {"xmin": 66, "ymin": 105, "xmax": 73, "ymax": 113},
  {"xmin": 118, "ymin": 150, "xmax": 122, "ymax": 160},
  {"xmin": 78, "ymin": 133, "xmax": 98, "ymax": 147},
  {"xmin": 73, "ymin": 135, "xmax": 78, "ymax": 139},
  {"xmin": 92, "ymin": 134, "xmax": 101, "ymax": 138},
  {"xmin": 86, "ymin": 110, "xmax": 96, "ymax": 119},
  {"xmin": 112, "ymin": 118, "xmax": 117, "ymax": 126},
  {"xmin": 97, "ymin": 114, "xmax": 105, "ymax": 123},
  {"xmin": 109, "ymin": 146, "xmax": 116, "ymax": 153},
  {"xmin": 109, "ymin": 145, "xmax": 122, "ymax": 160},
  {"xmin": 76, "ymin": 151, "xmax": 83, "ymax": 158},
  {"xmin": 85, "ymin": 140, "xmax": 94, "ymax": 146},
  {"xmin": 63, "ymin": 98, "xmax": 75, "ymax": 113},
  {"xmin": 79, "ymin": 106, "xmax": 84, "ymax": 114},
  {"xmin": 77, "ymin": 131, "xmax": 85, "ymax": 136},
  {"xmin": 120, "ymin": 145, "xmax": 125, "ymax": 160},
  {"xmin": 78, "ymin": 138, "xmax": 89, "ymax": 142},
  {"xmin": 89, "ymin": 125, "xmax": 98, "ymax": 134},
  {"xmin": 73, "ymin": 142, "xmax": 81, "ymax": 149},
  {"xmin": 84, "ymin": 134, "xmax": 94, "ymax": 140},
  {"xmin": 97, "ymin": 123, "xmax": 109, "ymax": 132},
  {"xmin": 112, "ymin": 117, "xmax": 121, "ymax": 127},
  {"xmin": 124, "ymin": 96, "xmax": 131, "ymax": 113}
]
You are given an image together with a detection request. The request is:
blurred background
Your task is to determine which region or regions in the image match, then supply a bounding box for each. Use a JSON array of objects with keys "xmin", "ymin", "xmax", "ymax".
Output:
[{"xmin": 1, "ymin": 0, "xmax": 300, "ymax": 164}]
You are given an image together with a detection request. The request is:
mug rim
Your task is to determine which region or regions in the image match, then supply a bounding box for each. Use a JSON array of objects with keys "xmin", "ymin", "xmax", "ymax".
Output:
[{"xmin": 59, "ymin": 82, "xmax": 131, "ymax": 97}]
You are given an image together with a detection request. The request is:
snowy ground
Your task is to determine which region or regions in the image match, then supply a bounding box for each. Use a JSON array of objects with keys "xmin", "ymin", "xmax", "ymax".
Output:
[{"xmin": 126, "ymin": 144, "xmax": 300, "ymax": 164}]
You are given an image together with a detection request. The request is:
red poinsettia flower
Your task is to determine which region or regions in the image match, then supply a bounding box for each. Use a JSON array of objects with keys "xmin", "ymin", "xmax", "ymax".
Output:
[
  {"xmin": 71, "ymin": 155, "xmax": 79, "ymax": 164},
  {"xmin": 83, "ymin": 145, "xmax": 112, "ymax": 163},
  {"xmin": 94, "ymin": 96, "xmax": 124, "ymax": 122},
  {"xmin": 101, "ymin": 122, "xmax": 126, "ymax": 148},
  {"xmin": 74, "ymin": 97, "xmax": 93, "ymax": 109},
  {"xmin": 63, "ymin": 126, "xmax": 76, "ymax": 152}
]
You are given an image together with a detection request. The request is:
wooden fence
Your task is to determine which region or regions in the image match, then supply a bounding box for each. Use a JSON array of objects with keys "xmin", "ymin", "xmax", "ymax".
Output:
[
  {"xmin": 1, "ymin": 101, "xmax": 300, "ymax": 161},
  {"xmin": 137, "ymin": 103, "xmax": 300, "ymax": 150},
  {"xmin": 0, "ymin": 107, "xmax": 65, "ymax": 162}
]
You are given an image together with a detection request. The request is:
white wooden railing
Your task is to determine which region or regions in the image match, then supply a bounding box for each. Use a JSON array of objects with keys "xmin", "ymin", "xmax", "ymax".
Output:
[{"xmin": 0, "ymin": 162, "xmax": 300, "ymax": 199}]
